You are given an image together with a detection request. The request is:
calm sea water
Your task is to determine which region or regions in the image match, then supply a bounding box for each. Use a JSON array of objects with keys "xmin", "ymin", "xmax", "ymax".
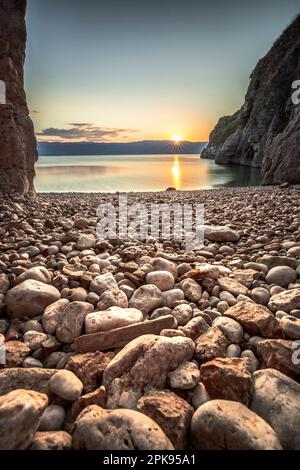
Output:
[{"xmin": 35, "ymin": 154, "xmax": 262, "ymax": 192}]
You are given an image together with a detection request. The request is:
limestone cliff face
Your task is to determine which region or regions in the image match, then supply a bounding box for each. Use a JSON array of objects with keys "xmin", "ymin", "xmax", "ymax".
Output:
[
  {"xmin": 202, "ymin": 15, "xmax": 300, "ymax": 185},
  {"xmin": 0, "ymin": 0, "xmax": 37, "ymax": 193}
]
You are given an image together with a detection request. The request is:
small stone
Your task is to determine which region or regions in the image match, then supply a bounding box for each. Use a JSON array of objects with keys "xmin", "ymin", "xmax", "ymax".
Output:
[
  {"xmin": 179, "ymin": 316, "xmax": 209, "ymax": 340},
  {"xmin": 49, "ymin": 370, "xmax": 83, "ymax": 401},
  {"xmin": 137, "ymin": 390, "xmax": 193, "ymax": 450},
  {"xmin": 129, "ymin": 284, "xmax": 162, "ymax": 315},
  {"xmin": 195, "ymin": 327, "xmax": 229, "ymax": 363},
  {"xmin": 76, "ymin": 234, "xmax": 96, "ymax": 250},
  {"xmin": 29, "ymin": 431, "xmax": 72, "ymax": 450},
  {"xmin": 160, "ymin": 329, "xmax": 186, "ymax": 337},
  {"xmin": 200, "ymin": 357, "xmax": 253, "ymax": 405},
  {"xmin": 161, "ymin": 289, "xmax": 185, "ymax": 308},
  {"xmin": 14, "ymin": 267, "xmax": 52, "ymax": 286},
  {"xmin": 226, "ymin": 344, "xmax": 241, "ymax": 357},
  {"xmin": 256, "ymin": 339, "xmax": 300, "ymax": 378},
  {"xmin": 56, "ymin": 301, "xmax": 94, "ymax": 343},
  {"xmin": 212, "ymin": 317, "xmax": 243, "ymax": 343},
  {"xmin": 146, "ymin": 271, "xmax": 175, "ymax": 291},
  {"xmin": 73, "ymin": 218, "xmax": 90, "ymax": 229},
  {"xmin": 270, "ymin": 285, "xmax": 285, "ymax": 296},
  {"xmin": 152, "ymin": 257, "xmax": 178, "ymax": 279},
  {"xmin": 202, "ymin": 225, "xmax": 240, "ymax": 242},
  {"xmin": 90, "ymin": 272, "xmax": 118, "ymax": 296},
  {"xmin": 250, "ymin": 287, "xmax": 270, "ymax": 305},
  {"xmin": 171, "ymin": 304, "xmax": 193, "ymax": 326},
  {"xmin": 181, "ymin": 278, "xmax": 202, "ymax": 302},
  {"xmin": 5, "ymin": 341, "xmax": 30, "ymax": 367},
  {"xmin": 219, "ymin": 291, "xmax": 237, "ymax": 306},
  {"xmin": 218, "ymin": 277, "xmax": 248, "ymax": 297},
  {"xmin": 43, "ymin": 352, "xmax": 66, "ymax": 369},
  {"xmin": 240, "ymin": 350, "xmax": 259, "ymax": 372},
  {"xmin": 150, "ymin": 306, "xmax": 172, "ymax": 320},
  {"xmin": 266, "ymin": 266, "xmax": 297, "ymax": 287},
  {"xmin": 287, "ymin": 246, "xmax": 300, "ymax": 257},
  {"xmin": 39, "ymin": 405, "xmax": 65, "ymax": 431},
  {"xmin": 217, "ymin": 301, "xmax": 229, "ymax": 313},
  {"xmin": 70, "ymin": 287, "xmax": 88, "ymax": 302},
  {"xmin": 192, "ymin": 382, "xmax": 211, "ymax": 408},
  {"xmin": 97, "ymin": 288, "xmax": 128, "ymax": 310},
  {"xmin": 21, "ymin": 320, "xmax": 44, "ymax": 334},
  {"xmin": 23, "ymin": 331, "xmax": 48, "ymax": 350},
  {"xmin": 22, "ymin": 357, "xmax": 43, "ymax": 368},
  {"xmin": 168, "ymin": 361, "xmax": 200, "ymax": 389},
  {"xmin": 66, "ymin": 351, "xmax": 114, "ymax": 392},
  {"xmin": 85, "ymin": 307, "xmax": 143, "ymax": 334},
  {"xmin": 233, "ymin": 269, "xmax": 259, "ymax": 288},
  {"xmin": 42, "ymin": 299, "xmax": 69, "ymax": 335},
  {"xmin": 191, "ymin": 400, "xmax": 282, "ymax": 450},
  {"xmin": 280, "ymin": 315, "xmax": 300, "ymax": 339},
  {"xmin": 268, "ymin": 287, "xmax": 300, "ymax": 313},
  {"xmin": 257, "ymin": 255, "xmax": 297, "ymax": 270}
]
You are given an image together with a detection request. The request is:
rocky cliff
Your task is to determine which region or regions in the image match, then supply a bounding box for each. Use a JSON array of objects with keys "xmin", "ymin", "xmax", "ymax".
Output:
[
  {"xmin": 202, "ymin": 15, "xmax": 300, "ymax": 185},
  {"xmin": 0, "ymin": 0, "xmax": 37, "ymax": 193}
]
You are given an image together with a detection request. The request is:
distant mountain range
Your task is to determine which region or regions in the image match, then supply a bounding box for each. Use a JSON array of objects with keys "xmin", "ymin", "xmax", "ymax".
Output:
[{"xmin": 38, "ymin": 140, "xmax": 207, "ymax": 156}]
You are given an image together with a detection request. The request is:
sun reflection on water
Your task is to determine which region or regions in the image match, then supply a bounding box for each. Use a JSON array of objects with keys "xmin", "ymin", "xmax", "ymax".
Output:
[{"xmin": 172, "ymin": 155, "xmax": 181, "ymax": 189}]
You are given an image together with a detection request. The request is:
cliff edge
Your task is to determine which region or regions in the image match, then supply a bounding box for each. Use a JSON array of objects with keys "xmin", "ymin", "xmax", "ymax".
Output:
[
  {"xmin": 202, "ymin": 15, "xmax": 300, "ymax": 185},
  {"xmin": 0, "ymin": 0, "xmax": 37, "ymax": 193}
]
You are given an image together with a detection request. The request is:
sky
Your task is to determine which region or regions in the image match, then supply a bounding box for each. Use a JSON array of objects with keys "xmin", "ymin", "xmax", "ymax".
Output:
[{"xmin": 25, "ymin": 0, "xmax": 300, "ymax": 143}]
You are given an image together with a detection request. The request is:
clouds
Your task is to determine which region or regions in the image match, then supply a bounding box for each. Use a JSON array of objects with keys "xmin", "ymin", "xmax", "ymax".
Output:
[{"xmin": 36, "ymin": 123, "xmax": 140, "ymax": 142}]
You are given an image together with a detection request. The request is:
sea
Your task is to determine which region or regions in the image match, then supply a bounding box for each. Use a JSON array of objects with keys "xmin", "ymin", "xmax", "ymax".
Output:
[{"xmin": 35, "ymin": 154, "xmax": 262, "ymax": 193}]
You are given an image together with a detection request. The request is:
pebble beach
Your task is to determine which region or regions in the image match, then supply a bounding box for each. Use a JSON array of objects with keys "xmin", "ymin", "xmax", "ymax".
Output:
[{"xmin": 0, "ymin": 185, "xmax": 300, "ymax": 450}]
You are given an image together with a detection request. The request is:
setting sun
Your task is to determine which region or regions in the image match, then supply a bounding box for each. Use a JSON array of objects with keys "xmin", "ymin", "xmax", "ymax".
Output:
[{"xmin": 172, "ymin": 134, "xmax": 183, "ymax": 143}]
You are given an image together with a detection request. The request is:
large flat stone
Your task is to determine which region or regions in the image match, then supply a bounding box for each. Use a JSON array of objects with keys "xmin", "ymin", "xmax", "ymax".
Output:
[{"xmin": 74, "ymin": 315, "xmax": 177, "ymax": 353}]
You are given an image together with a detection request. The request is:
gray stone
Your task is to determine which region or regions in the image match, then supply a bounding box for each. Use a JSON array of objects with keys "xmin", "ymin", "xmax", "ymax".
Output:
[
  {"xmin": 171, "ymin": 304, "xmax": 193, "ymax": 326},
  {"xmin": 129, "ymin": 284, "xmax": 162, "ymax": 315},
  {"xmin": 39, "ymin": 405, "xmax": 65, "ymax": 431},
  {"xmin": 181, "ymin": 278, "xmax": 202, "ymax": 302},
  {"xmin": 251, "ymin": 369, "xmax": 300, "ymax": 449},
  {"xmin": 168, "ymin": 361, "xmax": 200, "ymax": 389},
  {"xmin": 266, "ymin": 266, "xmax": 297, "ymax": 287},
  {"xmin": 49, "ymin": 370, "xmax": 83, "ymax": 401},
  {"xmin": 213, "ymin": 316, "xmax": 243, "ymax": 343},
  {"xmin": 191, "ymin": 400, "xmax": 282, "ymax": 450}
]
